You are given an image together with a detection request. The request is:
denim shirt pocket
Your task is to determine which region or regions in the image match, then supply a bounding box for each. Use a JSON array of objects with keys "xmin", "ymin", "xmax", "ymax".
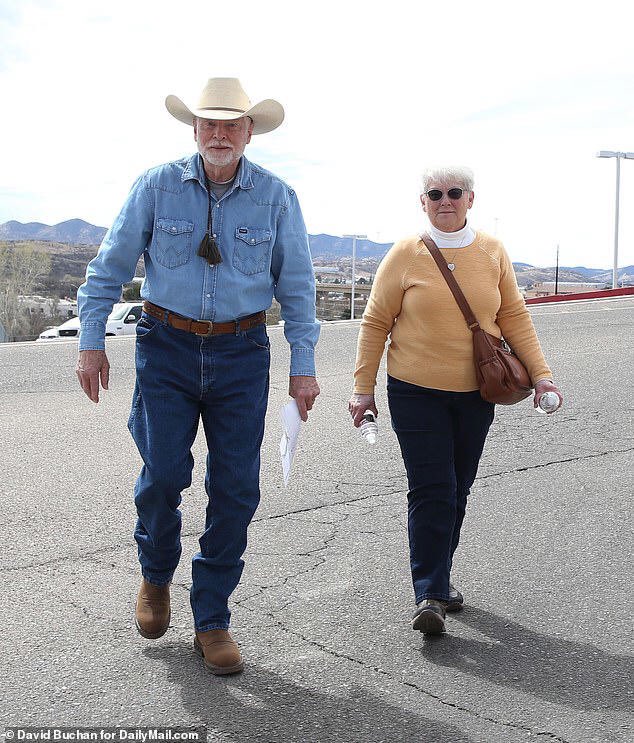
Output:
[
  {"xmin": 233, "ymin": 226, "xmax": 272, "ymax": 275},
  {"xmin": 154, "ymin": 218, "xmax": 194, "ymax": 269}
]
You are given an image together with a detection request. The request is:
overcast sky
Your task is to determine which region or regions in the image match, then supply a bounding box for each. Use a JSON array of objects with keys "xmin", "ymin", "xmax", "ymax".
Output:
[{"xmin": 1, "ymin": 0, "xmax": 633, "ymax": 268}]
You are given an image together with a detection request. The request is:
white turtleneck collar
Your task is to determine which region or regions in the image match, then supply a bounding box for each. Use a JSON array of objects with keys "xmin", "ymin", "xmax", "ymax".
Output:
[{"xmin": 427, "ymin": 221, "xmax": 476, "ymax": 249}]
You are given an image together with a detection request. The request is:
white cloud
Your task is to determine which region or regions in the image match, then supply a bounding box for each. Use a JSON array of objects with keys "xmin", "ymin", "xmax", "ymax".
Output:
[{"xmin": 1, "ymin": 0, "xmax": 633, "ymax": 268}]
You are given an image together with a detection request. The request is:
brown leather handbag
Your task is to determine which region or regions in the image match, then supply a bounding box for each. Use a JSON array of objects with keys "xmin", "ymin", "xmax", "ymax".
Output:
[{"xmin": 421, "ymin": 234, "xmax": 533, "ymax": 405}]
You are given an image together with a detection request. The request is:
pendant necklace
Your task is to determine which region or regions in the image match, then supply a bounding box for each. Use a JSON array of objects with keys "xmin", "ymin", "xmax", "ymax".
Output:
[
  {"xmin": 197, "ymin": 176, "xmax": 223, "ymax": 266},
  {"xmin": 445, "ymin": 233, "xmax": 468, "ymax": 271}
]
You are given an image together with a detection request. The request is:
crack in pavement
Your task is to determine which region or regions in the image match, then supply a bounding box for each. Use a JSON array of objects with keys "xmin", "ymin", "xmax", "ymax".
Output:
[
  {"xmin": 231, "ymin": 506, "xmax": 573, "ymax": 740},
  {"xmin": 9, "ymin": 529, "xmax": 578, "ymax": 743},
  {"xmin": 51, "ymin": 594, "xmax": 130, "ymax": 629},
  {"xmin": 258, "ymin": 446, "xmax": 633, "ymax": 523},
  {"xmin": 250, "ymin": 488, "xmax": 404, "ymax": 523},
  {"xmin": 477, "ymin": 447, "xmax": 633, "ymax": 482},
  {"xmin": 4, "ymin": 445, "xmax": 629, "ymax": 575},
  {"xmin": 1, "ymin": 543, "xmax": 129, "ymax": 574},
  {"xmin": 238, "ymin": 601, "xmax": 571, "ymax": 743},
  {"xmin": 6, "ymin": 492, "xmax": 591, "ymax": 742},
  {"xmin": 234, "ymin": 517, "xmax": 345, "ymax": 615}
]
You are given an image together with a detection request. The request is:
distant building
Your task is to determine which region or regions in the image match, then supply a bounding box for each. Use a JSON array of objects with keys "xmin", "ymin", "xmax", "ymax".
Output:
[
  {"xmin": 315, "ymin": 287, "xmax": 369, "ymax": 320},
  {"xmin": 315, "ymin": 268, "xmax": 341, "ymax": 283},
  {"xmin": 18, "ymin": 295, "xmax": 77, "ymax": 318}
]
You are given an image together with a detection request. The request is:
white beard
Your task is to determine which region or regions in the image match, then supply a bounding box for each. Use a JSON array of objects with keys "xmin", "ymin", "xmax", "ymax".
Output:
[{"xmin": 198, "ymin": 143, "xmax": 236, "ymax": 169}]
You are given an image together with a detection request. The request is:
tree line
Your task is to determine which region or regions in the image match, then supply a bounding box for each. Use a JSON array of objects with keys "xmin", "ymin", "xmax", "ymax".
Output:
[{"xmin": 0, "ymin": 243, "xmax": 52, "ymax": 342}]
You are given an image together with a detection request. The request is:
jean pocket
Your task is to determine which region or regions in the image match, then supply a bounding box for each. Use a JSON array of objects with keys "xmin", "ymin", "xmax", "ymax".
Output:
[
  {"xmin": 136, "ymin": 314, "xmax": 161, "ymax": 340},
  {"xmin": 242, "ymin": 325, "xmax": 270, "ymax": 350},
  {"xmin": 233, "ymin": 226, "xmax": 272, "ymax": 275},
  {"xmin": 153, "ymin": 218, "xmax": 194, "ymax": 268}
]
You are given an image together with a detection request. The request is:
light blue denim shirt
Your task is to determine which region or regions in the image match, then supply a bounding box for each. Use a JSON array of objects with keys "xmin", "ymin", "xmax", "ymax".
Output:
[{"xmin": 78, "ymin": 154, "xmax": 319, "ymax": 375}]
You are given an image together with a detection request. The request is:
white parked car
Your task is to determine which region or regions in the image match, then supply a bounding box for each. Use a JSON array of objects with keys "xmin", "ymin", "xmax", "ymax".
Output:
[{"xmin": 37, "ymin": 302, "xmax": 144, "ymax": 341}]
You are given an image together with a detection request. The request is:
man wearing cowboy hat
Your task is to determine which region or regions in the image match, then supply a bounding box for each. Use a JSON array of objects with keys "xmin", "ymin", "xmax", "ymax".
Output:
[{"xmin": 76, "ymin": 78, "xmax": 320, "ymax": 675}]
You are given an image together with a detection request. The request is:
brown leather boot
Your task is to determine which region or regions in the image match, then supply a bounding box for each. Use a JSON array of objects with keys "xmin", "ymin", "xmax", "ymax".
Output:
[
  {"xmin": 194, "ymin": 630, "xmax": 244, "ymax": 675},
  {"xmin": 134, "ymin": 579, "xmax": 171, "ymax": 639}
]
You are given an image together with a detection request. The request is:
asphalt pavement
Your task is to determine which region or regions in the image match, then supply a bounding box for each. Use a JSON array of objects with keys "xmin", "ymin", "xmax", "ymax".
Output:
[{"xmin": 1, "ymin": 297, "xmax": 633, "ymax": 743}]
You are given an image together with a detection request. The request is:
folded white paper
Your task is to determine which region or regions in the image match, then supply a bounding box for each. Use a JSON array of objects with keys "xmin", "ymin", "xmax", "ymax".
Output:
[{"xmin": 279, "ymin": 400, "xmax": 302, "ymax": 486}]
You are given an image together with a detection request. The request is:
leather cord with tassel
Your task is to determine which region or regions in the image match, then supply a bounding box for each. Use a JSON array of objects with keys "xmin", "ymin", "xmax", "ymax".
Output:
[{"xmin": 198, "ymin": 180, "xmax": 223, "ymax": 266}]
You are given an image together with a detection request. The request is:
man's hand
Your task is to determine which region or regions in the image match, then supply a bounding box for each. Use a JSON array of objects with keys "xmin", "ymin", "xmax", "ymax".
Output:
[
  {"xmin": 76, "ymin": 350, "xmax": 110, "ymax": 403},
  {"xmin": 288, "ymin": 375, "xmax": 320, "ymax": 422}
]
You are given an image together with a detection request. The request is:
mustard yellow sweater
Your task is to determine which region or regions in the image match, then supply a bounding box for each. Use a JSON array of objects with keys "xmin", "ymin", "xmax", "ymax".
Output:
[{"xmin": 353, "ymin": 232, "xmax": 552, "ymax": 394}]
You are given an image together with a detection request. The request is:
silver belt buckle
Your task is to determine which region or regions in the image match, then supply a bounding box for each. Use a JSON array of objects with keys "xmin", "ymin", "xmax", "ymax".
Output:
[{"xmin": 195, "ymin": 320, "xmax": 214, "ymax": 337}]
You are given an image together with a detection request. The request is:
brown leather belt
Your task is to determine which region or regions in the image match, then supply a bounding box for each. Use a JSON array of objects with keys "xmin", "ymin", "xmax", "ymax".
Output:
[{"xmin": 142, "ymin": 301, "xmax": 266, "ymax": 337}]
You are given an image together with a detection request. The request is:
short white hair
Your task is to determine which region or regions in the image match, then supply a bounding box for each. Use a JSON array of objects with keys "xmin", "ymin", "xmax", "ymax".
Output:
[{"xmin": 421, "ymin": 166, "xmax": 475, "ymax": 194}]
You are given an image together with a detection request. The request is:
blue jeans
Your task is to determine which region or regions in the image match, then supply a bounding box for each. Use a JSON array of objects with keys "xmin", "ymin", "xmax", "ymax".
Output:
[
  {"xmin": 387, "ymin": 376, "xmax": 494, "ymax": 604},
  {"xmin": 128, "ymin": 313, "xmax": 270, "ymax": 631}
]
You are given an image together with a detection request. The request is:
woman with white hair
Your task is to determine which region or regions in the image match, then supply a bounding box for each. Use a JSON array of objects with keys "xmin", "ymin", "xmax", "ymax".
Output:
[{"xmin": 348, "ymin": 166, "xmax": 563, "ymax": 635}]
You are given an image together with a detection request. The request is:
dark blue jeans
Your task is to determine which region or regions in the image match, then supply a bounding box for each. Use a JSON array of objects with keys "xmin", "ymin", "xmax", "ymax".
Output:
[
  {"xmin": 128, "ymin": 313, "xmax": 270, "ymax": 631},
  {"xmin": 387, "ymin": 376, "xmax": 494, "ymax": 604}
]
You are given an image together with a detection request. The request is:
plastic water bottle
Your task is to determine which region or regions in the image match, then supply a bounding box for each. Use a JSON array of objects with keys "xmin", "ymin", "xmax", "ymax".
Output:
[
  {"xmin": 538, "ymin": 391, "xmax": 560, "ymax": 413},
  {"xmin": 360, "ymin": 410, "xmax": 378, "ymax": 444}
]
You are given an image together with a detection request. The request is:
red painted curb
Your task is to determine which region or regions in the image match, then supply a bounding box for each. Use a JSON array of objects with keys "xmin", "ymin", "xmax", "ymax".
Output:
[{"xmin": 525, "ymin": 287, "xmax": 634, "ymax": 304}]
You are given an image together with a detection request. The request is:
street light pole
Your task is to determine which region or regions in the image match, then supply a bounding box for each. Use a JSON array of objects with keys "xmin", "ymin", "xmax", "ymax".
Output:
[
  {"xmin": 343, "ymin": 234, "xmax": 367, "ymax": 319},
  {"xmin": 614, "ymin": 155, "xmax": 621, "ymax": 289},
  {"xmin": 597, "ymin": 150, "xmax": 634, "ymax": 288}
]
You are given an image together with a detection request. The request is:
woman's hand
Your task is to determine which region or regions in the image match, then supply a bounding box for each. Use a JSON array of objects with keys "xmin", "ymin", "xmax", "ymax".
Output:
[
  {"xmin": 348, "ymin": 393, "xmax": 379, "ymax": 427},
  {"xmin": 533, "ymin": 379, "xmax": 564, "ymax": 412}
]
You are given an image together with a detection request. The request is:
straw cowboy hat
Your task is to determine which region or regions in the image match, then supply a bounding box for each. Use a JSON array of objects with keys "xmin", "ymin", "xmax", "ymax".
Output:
[{"xmin": 165, "ymin": 78, "xmax": 284, "ymax": 135}]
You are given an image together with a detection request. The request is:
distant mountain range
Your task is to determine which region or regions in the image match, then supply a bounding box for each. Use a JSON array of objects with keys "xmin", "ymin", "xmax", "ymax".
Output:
[
  {"xmin": 1, "ymin": 219, "xmax": 633, "ymax": 286},
  {"xmin": 0, "ymin": 219, "xmax": 107, "ymax": 245},
  {"xmin": 308, "ymin": 233, "xmax": 392, "ymax": 259},
  {"xmin": 0, "ymin": 220, "xmax": 395, "ymax": 259}
]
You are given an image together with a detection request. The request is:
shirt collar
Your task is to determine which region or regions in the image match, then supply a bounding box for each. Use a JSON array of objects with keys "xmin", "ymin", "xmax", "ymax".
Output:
[
  {"xmin": 428, "ymin": 220, "xmax": 475, "ymax": 247},
  {"xmin": 182, "ymin": 153, "xmax": 254, "ymax": 191}
]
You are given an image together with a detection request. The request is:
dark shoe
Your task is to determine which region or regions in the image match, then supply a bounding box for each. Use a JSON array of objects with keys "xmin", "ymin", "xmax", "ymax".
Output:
[
  {"xmin": 194, "ymin": 630, "xmax": 244, "ymax": 675},
  {"xmin": 412, "ymin": 599, "xmax": 446, "ymax": 634},
  {"xmin": 444, "ymin": 582, "xmax": 464, "ymax": 613},
  {"xmin": 134, "ymin": 579, "xmax": 171, "ymax": 639}
]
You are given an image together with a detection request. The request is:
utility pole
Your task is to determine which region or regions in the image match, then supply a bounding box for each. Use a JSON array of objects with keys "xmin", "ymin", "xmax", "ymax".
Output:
[
  {"xmin": 597, "ymin": 151, "xmax": 634, "ymax": 288},
  {"xmin": 343, "ymin": 234, "xmax": 367, "ymax": 319}
]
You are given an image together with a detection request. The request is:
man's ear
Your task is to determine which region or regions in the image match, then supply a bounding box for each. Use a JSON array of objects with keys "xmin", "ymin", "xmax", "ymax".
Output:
[
  {"xmin": 245, "ymin": 117, "xmax": 254, "ymax": 144},
  {"xmin": 420, "ymin": 194, "xmax": 428, "ymax": 214},
  {"xmin": 193, "ymin": 118, "xmax": 199, "ymax": 142}
]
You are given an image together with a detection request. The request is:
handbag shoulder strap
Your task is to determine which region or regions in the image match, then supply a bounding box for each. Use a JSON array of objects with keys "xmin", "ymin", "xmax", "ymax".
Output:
[{"xmin": 420, "ymin": 232, "xmax": 480, "ymax": 331}]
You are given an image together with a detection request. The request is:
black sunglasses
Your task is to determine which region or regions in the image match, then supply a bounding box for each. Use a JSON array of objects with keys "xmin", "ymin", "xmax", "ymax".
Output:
[{"xmin": 425, "ymin": 188, "xmax": 467, "ymax": 201}]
